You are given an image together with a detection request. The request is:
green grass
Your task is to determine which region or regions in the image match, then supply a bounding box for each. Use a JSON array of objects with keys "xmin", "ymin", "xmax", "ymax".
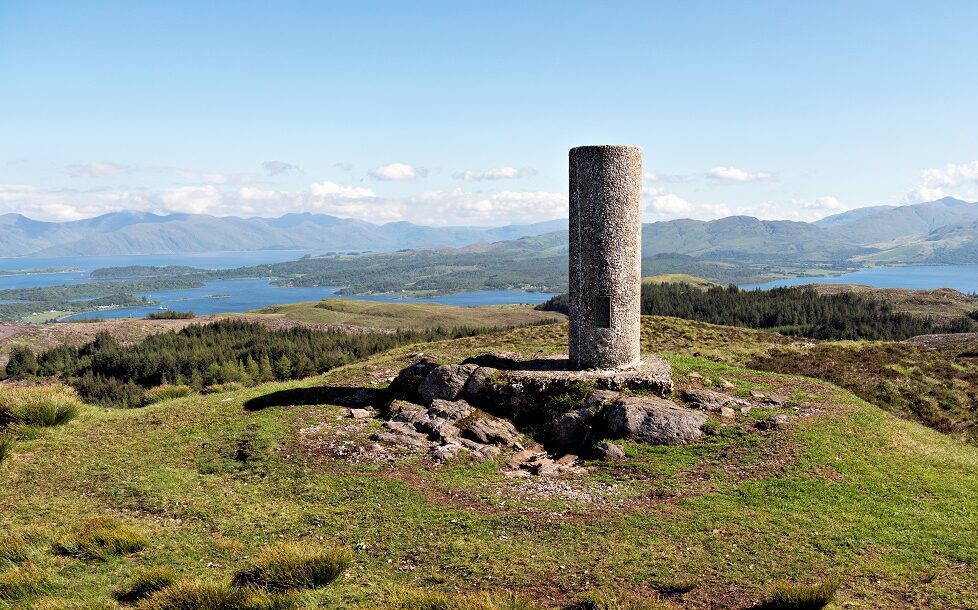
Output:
[
  {"xmin": 143, "ymin": 385, "xmax": 195, "ymax": 406},
  {"xmin": 1, "ymin": 317, "xmax": 978, "ymax": 607},
  {"xmin": 231, "ymin": 542, "xmax": 352, "ymax": 591},
  {"xmin": 0, "ymin": 434, "xmax": 12, "ymax": 466},
  {"xmin": 756, "ymin": 579, "xmax": 839, "ymax": 609},
  {"xmin": 0, "ymin": 385, "xmax": 82, "ymax": 429},
  {"xmin": 115, "ymin": 567, "xmax": 180, "ymax": 603},
  {"xmin": 53, "ymin": 516, "xmax": 149, "ymax": 561},
  {"xmin": 0, "ymin": 565, "xmax": 52, "ymax": 601},
  {"xmin": 136, "ymin": 580, "xmax": 297, "ymax": 610}
]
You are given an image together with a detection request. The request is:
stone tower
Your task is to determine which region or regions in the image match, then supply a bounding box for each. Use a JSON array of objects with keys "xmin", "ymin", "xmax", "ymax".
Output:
[{"xmin": 568, "ymin": 145, "xmax": 643, "ymax": 370}]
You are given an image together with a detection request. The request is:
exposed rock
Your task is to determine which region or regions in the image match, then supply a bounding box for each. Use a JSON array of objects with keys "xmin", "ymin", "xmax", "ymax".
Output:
[
  {"xmin": 687, "ymin": 372, "xmax": 704, "ymax": 381},
  {"xmin": 682, "ymin": 388, "xmax": 746, "ymax": 413},
  {"xmin": 604, "ymin": 397, "xmax": 707, "ymax": 445},
  {"xmin": 556, "ymin": 454, "xmax": 578, "ymax": 466},
  {"xmin": 429, "ymin": 399, "xmax": 475, "ymax": 422},
  {"xmin": 418, "ymin": 364, "xmax": 478, "ymax": 404},
  {"xmin": 462, "ymin": 366, "xmax": 495, "ymax": 401},
  {"xmin": 716, "ymin": 378, "xmax": 736, "ymax": 390},
  {"xmin": 719, "ymin": 406, "xmax": 736, "ymax": 422},
  {"xmin": 749, "ymin": 390, "xmax": 767, "ymax": 399},
  {"xmin": 388, "ymin": 360, "xmax": 439, "ymax": 402},
  {"xmin": 463, "ymin": 416, "xmax": 523, "ymax": 448},
  {"xmin": 348, "ymin": 408, "xmax": 374, "ymax": 419},
  {"xmin": 596, "ymin": 442, "xmax": 625, "ymax": 461},
  {"xmin": 507, "ymin": 448, "xmax": 543, "ymax": 469},
  {"xmin": 770, "ymin": 414, "xmax": 791, "ymax": 429},
  {"xmin": 431, "ymin": 443, "xmax": 463, "ymax": 462},
  {"xmin": 548, "ymin": 405, "xmax": 600, "ymax": 451}
]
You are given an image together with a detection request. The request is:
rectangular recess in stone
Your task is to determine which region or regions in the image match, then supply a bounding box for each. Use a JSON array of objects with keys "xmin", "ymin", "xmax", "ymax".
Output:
[{"xmin": 595, "ymin": 296, "xmax": 612, "ymax": 329}]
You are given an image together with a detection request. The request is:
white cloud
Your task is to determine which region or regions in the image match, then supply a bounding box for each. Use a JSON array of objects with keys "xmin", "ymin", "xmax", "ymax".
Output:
[
  {"xmin": 802, "ymin": 196, "xmax": 848, "ymax": 215},
  {"xmin": 309, "ymin": 181, "xmax": 376, "ymax": 200},
  {"xmin": 159, "ymin": 186, "xmax": 224, "ymax": 215},
  {"xmin": 65, "ymin": 162, "xmax": 132, "ymax": 178},
  {"xmin": 261, "ymin": 161, "xmax": 301, "ymax": 176},
  {"xmin": 707, "ymin": 166, "xmax": 774, "ymax": 183},
  {"xmin": 0, "ymin": 183, "xmax": 150, "ymax": 220},
  {"xmin": 904, "ymin": 160, "xmax": 978, "ymax": 203},
  {"xmin": 368, "ymin": 163, "xmax": 426, "ymax": 181},
  {"xmin": 453, "ymin": 167, "xmax": 538, "ymax": 181}
]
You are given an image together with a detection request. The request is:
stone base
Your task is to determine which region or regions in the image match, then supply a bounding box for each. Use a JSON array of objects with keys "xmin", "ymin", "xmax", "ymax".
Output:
[{"xmin": 462, "ymin": 353, "xmax": 673, "ymax": 398}]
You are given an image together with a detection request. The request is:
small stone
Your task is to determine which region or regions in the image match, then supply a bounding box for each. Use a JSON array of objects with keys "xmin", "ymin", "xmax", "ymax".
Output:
[
  {"xmin": 749, "ymin": 390, "xmax": 767, "ymax": 399},
  {"xmin": 740, "ymin": 405, "xmax": 752, "ymax": 415},
  {"xmin": 507, "ymin": 449, "xmax": 540, "ymax": 468},
  {"xmin": 716, "ymin": 378, "xmax": 736, "ymax": 390},
  {"xmin": 770, "ymin": 414, "xmax": 790, "ymax": 429},
  {"xmin": 596, "ymin": 442, "xmax": 625, "ymax": 461},
  {"xmin": 349, "ymin": 408, "xmax": 373, "ymax": 419},
  {"xmin": 688, "ymin": 372, "xmax": 703, "ymax": 380},
  {"xmin": 556, "ymin": 454, "xmax": 578, "ymax": 466},
  {"xmin": 719, "ymin": 406, "xmax": 736, "ymax": 422}
]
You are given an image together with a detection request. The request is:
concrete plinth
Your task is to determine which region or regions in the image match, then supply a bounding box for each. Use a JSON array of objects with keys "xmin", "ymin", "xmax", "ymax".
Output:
[{"xmin": 568, "ymin": 145, "xmax": 643, "ymax": 370}]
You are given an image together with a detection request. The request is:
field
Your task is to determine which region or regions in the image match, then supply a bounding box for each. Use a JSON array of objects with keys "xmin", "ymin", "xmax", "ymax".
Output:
[{"xmin": 2, "ymin": 317, "xmax": 977, "ymax": 608}]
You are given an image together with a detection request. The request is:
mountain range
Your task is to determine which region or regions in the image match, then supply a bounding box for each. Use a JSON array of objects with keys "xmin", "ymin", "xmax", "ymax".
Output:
[{"xmin": 0, "ymin": 197, "xmax": 975, "ymax": 265}]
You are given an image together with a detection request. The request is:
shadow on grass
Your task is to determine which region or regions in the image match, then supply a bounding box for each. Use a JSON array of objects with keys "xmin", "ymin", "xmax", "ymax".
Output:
[{"xmin": 244, "ymin": 386, "xmax": 386, "ymax": 411}]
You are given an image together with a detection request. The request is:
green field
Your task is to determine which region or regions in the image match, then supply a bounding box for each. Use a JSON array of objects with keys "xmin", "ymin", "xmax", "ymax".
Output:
[{"xmin": 2, "ymin": 318, "xmax": 977, "ymax": 608}]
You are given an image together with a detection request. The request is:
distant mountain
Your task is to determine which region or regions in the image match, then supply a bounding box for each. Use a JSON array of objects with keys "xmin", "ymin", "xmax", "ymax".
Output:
[
  {"xmin": 0, "ymin": 211, "xmax": 565, "ymax": 257},
  {"xmin": 816, "ymin": 197, "xmax": 978, "ymax": 246}
]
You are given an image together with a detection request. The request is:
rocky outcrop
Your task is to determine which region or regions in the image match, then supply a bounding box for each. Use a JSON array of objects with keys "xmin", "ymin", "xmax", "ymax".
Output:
[
  {"xmin": 604, "ymin": 396, "xmax": 708, "ymax": 445},
  {"xmin": 418, "ymin": 364, "xmax": 478, "ymax": 404}
]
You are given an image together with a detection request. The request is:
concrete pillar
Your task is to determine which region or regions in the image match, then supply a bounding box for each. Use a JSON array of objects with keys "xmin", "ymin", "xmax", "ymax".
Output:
[{"xmin": 568, "ymin": 145, "xmax": 643, "ymax": 370}]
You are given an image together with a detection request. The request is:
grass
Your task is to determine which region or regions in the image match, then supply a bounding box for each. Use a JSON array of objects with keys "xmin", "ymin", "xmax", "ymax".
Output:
[
  {"xmin": 0, "ymin": 565, "xmax": 52, "ymax": 601},
  {"xmin": 143, "ymin": 385, "xmax": 195, "ymax": 405},
  {"xmin": 136, "ymin": 580, "xmax": 297, "ymax": 610},
  {"xmin": 53, "ymin": 516, "xmax": 149, "ymax": 561},
  {"xmin": 0, "ymin": 385, "xmax": 83, "ymax": 429},
  {"xmin": 391, "ymin": 590, "xmax": 539, "ymax": 610},
  {"xmin": 251, "ymin": 298, "xmax": 563, "ymax": 330},
  {"xmin": 755, "ymin": 579, "xmax": 840, "ymax": 610},
  {"xmin": 0, "ymin": 433, "xmax": 12, "ymax": 465},
  {"xmin": 0, "ymin": 528, "xmax": 49, "ymax": 565},
  {"xmin": 1, "ymin": 316, "xmax": 978, "ymax": 607},
  {"xmin": 115, "ymin": 567, "xmax": 180, "ymax": 602},
  {"xmin": 231, "ymin": 542, "xmax": 352, "ymax": 591}
]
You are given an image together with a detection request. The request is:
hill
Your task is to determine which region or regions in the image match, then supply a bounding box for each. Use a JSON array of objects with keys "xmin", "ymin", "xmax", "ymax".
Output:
[
  {"xmin": 0, "ymin": 211, "xmax": 565, "ymax": 257},
  {"xmin": 1, "ymin": 317, "xmax": 977, "ymax": 608},
  {"xmin": 807, "ymin": 284, "xmax": 978, "ymax": 319},
  {"xmin": 816, "ymin": 197, "xmax": 978, "ymax": 246}
]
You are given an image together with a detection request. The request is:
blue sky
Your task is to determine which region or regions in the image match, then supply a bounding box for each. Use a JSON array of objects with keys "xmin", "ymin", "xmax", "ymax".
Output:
[{"xmin": 1, "ymin": 0, "xmax": 977, "ymax": 225}]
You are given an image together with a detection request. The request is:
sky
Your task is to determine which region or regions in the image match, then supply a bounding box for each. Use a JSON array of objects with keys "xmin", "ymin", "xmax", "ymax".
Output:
[{"xmin": 1, "ymin": 0, "xmax": 978, "ymax": 226}]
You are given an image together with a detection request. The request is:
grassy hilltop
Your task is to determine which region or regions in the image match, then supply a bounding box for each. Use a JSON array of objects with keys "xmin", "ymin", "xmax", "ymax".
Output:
[{"xmin": 2, "ymin": 314, "xmax": 978, "ymax": 609}]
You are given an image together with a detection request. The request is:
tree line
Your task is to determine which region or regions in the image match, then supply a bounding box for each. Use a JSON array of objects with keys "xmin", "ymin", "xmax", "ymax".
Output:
[
  {"xmin": 3, "ymin": 319, "xmax": 502, "ymax": 407},
  {"xmin": 536, "ymin": 283, "xmax": 978, "ymax": 341}
]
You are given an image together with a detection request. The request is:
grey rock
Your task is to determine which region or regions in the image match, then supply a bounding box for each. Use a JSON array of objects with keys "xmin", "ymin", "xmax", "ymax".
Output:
[
  {"xmin": 348, "ymin": 408, "xmax": 373, "ymax": 419},
  {"xmin": 688, "ymin": 372, "xmax": 704, "ymax": 381},
  {"xmin": 387, "ymin": 360, "xmax": 439, "ymax": 402},
  {"xmin": 719, "ymin": 406, "xmax": 736, "ymax": 422},
  {"xmin": 596, "ymin": 442, "xmax": 625, "ymax": 461},
  {"xmin": 462, "ymin": 366, "xmax": 496, "ymax": 400},
  {"xmin": 419, "ymin": 364, "xmax": 478, "ymax": 404},
  {"xmin": 548, "ymin": 405, "xmax": 599, "ymax": 451},
  {"xmin": 604, "ymin": 396, "xmax": 707, "ymax": 445},
  {"xmin": 716, "ymin": 378, "xmax": 736, "ymax": 390},
  {"xmin": 429, "ymin": 399, "xmax": 475, "ymax": 422},
  {"xmin": 431, "ymin": 443, "xmax": 463, "ymax": 462},
  {"xmin": 682, "ymin": 388, "xmax": 745, "ymax": 412},
  {"xmin": 463, "ymin": 416, "xmax": 523, "ymax": 448},
  {"xmin": 770, "ymin": 414, "xmax": 790, "ymax": 429}
]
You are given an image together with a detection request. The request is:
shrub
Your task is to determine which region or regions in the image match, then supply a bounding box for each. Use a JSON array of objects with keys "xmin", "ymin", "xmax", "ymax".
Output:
[
  {"xmin": 138, "ymin": 581, "xmax": 297, "ymax": 610},
  {"xmin": 0, "ymin": 434, "xmax": 13, "ymax": 465},
  {"xmin": 231, "ymin": 542, "xmax": 352, "ymax": 592},
  {"xmin": 4, "ymin": 346, "xmax": 39, "ymax": 378},
  {"xmin": 54, "ymin": 516, "xmax": 148, "ymax": 560},
  {"xmin": 115, "ymin": 567, "xmax": 179, "ymax": 603},
  {"xmin": 145, "ymin": 311, "xmax": 195, "ymax": 320},
  {"xmin": 756, "ymin": 579, "xmax": 840, "ymax": 610},
  {"xmin": 0, "ymin": 385, "xmax": 82, "ymax": 428},
  {"xmin": 0, "ymin": 565, "xmax": 52, "ymax": 601},
  {"xmin": 142, "ymin": 385, "xmax": 194, "ymax": 406}
]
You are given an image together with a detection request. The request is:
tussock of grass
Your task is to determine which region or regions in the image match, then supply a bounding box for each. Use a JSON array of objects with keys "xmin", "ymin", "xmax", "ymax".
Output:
[
  {"xmin": 231, "ymin": 542, "xmax": 351, "ymax": 592},
  {"xmin": 0, "ymin": 433, "xmax": 13, "ymax": 465},
  {"xmin": 142, "ymin": 385, "xmax": 194, "ymax": 406},
  {"xmin": 138, "ymin": 581, "xmax": 297, "ymax": 610},
  {"xmin": 756, "ymin": 579, "xmax": 840, "ymax": 610},
  {"xmin": 563, "ymin": 591, "xmax": 667, "ymax": 610},
  {"xmin": 0, "ymin": 528, "xmax": 49, "ymax": 565},
  {"xmin": 115, "ymin": 567, "xmax": 179, "ymax": 603},
  {"xmin": 54, "ymin": 516, "xmax": 148, "ymax": 560},
  {"xmin": 653, "ymin": 577, "xmax": 699, "ymax": 597},
  {"xmin": 0, "ymin": 385, "xmax": 82, "ymax": 428},
  {"xmin": 393, "ymin": 591, "xmax": 538, "ymax": 610},
  {"xmin": 0, "ymin": 565, "xmax": 52, "ymax": 601}
]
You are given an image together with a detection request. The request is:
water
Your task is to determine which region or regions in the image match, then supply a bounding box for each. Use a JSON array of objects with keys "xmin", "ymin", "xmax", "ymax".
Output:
[
  {"xmin": 741, "ymin": 264, "xmax": 978, "ymax": 293},
  {"xmin": 2, "ymin": 251, "xmax": 552, "ymax": 320}
]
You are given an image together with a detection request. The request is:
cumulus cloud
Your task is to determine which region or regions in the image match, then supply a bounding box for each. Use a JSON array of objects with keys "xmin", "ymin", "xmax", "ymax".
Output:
[
  {"xmin": 65, "ymin": 161, "xmax": 132, "ymax": 178},
  {"xmin": 707, "ymin": 166, "xmax": 774, "ymax": 183},
  {"xmin": 453, "ymin": 167, "xmax": 538, "ymax": 181},
  {"xmin": 643, "ymin": 185, "xmax": 846, "ymax": 223},
  {"xmin": 261, "ymin": 161, "xmax": 301, "ymax": 176},
  {"xmin": 0, "ymin": 183, "xmax": 150, "ymax": 220},
  {"xmin": 904, "ymin": 160, "xmax": 978, "ymax": 203},
  {"xmin": 309, "ymin": 181, "xmax": 375, "ymax": 200},
  {"xmin": 368, "ymin": 163, "xmax": 427, "ymax": 181}
]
